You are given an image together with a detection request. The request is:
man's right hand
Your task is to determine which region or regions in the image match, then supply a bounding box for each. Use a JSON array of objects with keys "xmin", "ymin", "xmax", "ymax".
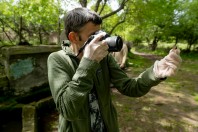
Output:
[{"xmin": 83, "ymin": 32, "xmax": 109, "ymax": 62}]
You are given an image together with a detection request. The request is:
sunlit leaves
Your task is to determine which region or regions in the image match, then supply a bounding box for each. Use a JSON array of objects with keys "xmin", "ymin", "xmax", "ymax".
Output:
[{"xmin": 0, "ymin": 0, "xmax": 63, "ymax": 44}]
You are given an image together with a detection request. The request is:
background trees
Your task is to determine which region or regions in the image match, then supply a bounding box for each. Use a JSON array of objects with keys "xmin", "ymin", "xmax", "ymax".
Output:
[
  {"xmin": 0, "ymin": 0, "xmax": 197, "ymax": 52},
  {"xmin": 176, "ymin": 0, "xmax": 198, "ymax": 52},
  {"xmin": 0, "ymin": 0, "xmax": 62, "ymax": 45}
]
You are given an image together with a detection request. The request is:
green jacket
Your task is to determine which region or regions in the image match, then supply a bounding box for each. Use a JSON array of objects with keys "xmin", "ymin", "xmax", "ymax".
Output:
[{"xmin": 47, "ymin": 47, "xmax": 162, "ymax": 132}]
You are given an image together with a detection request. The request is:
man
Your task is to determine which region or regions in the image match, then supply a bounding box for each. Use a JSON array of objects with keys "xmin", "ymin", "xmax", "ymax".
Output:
[{"xmin": 47, "ymin": 7, "xmax": 182, "ymax": 132}]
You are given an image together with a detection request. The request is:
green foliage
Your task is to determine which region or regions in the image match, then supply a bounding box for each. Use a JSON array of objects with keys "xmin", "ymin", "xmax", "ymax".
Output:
[
  {"xmin": 193, "ymin": 93, "xmax": 198, "ymax": 102},
  {"xmin": 1, "ymin": 0, "xmax": 198, "ymax": 51},
  {"xmin": 175, "ymin": 0, "xmax": 198, "ymax": 50},
  {"xmin": 128, "ymin": 0, "xmax": 180, "ymax": 43},
  {"xmin": 0, "ymin": 0, "xmax": 63, "ymax": 45},
  {"xmin": 92, "ymin": 2, "xmax": 125, "ymax": 37},
  {"xmin": 126, "ymin": 50, "xmax": 152, "ymax": 71},
  {"xmin": 100, "ymin": 6, "xmax": 119, "ymax": 33},
  {"xmin": 117, "ymin": 0, "xmax": 198, "ymax": 52},
  {"xmin": 180, "ymin": 50, "xmax": 198, "ymax": 60}
]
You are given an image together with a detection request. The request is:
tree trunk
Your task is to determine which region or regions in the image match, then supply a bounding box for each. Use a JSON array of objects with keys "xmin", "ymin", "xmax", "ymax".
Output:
[
  {"xmin": 19, "ymin": 16, "xmax": 23, "ymax": 43},
  {"xmin": 175, "ymin": 36, "xmax": 178, "ymax": 45},
  {"xmin": 150, "ymin": 36, "xmax": 158, "ymax": 51},
  {"xmin": 146, "ymin": 37, "xmax": 150, "ymax": 46},
  {"xmin": 186, "ymin": 36, "xmax": 197, "ymax": 52},
  {"xmin": 39, "ymin": 26, "xmax": 42, "ymax": 44},
  {"xmin": 58, "ymin": 18, "xmax": 61, "ymax": 45}
]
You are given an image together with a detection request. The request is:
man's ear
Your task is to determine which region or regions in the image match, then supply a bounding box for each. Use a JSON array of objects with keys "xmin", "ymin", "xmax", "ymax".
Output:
[{"xmin": 68, "ymin": 32, "xmax": 78, "ymax": 43}]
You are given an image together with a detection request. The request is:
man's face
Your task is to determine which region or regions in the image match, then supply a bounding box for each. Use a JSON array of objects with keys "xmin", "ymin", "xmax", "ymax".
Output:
[{"xmin": 76, "ymin": 22, "xmax": 101, "ymax": 48}]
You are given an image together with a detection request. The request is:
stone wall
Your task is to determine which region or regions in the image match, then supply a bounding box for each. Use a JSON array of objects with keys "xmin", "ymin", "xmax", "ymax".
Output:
[{"xmin": 0, "ymin": 45, "xmax": 61, "ymax": 96}]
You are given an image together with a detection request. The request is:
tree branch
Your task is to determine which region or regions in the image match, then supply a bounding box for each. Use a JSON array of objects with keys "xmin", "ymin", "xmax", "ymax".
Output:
[
  {"xmin": 101, "ymin": 0, "xmax": 128, "ymax": 19},
  {"xmin": 0, "ymin": 19, "xmax": 14, "ymax": 45},
  {"xmin": 79, "ymin": 0, "xmax": 87, "ymax": 7},
  {"xmin": 98, "ymin": 0, "xmax": 107, "ymax": 15},
  {"xmin": 109, "ymin": 20, "xmax": 125, "ymax": 34},
  {"xmin": 94, "ymin": 0, "xmax": 102, "ymax": 12},
  {"xmin": 109, "ymin": 12, "xmax": 127, "ymax": 34}
]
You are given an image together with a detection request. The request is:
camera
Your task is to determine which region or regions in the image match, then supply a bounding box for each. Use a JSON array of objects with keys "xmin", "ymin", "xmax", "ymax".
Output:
[{"xmin": 85, "ymin": 30, "xmax": 123, "ymax": 52}]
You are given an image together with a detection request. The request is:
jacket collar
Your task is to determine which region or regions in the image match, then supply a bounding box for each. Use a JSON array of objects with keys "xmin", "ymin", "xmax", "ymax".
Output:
[{"xmin": 61, "ymin": 40, "xmax": 75, "ymax": 56}]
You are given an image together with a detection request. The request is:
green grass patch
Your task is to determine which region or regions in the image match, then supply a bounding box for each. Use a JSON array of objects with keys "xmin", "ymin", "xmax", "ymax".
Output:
[
  {"xmin": 192, "ymin": 93, "xmax": 198, "ymax": 102},
  {"xmin": 127, "ymin": 51, "xmax": 152, "ymax": 68},
  {"xmin": 128, "ymin": 42, "xmax": 198, "ymax": 101}
]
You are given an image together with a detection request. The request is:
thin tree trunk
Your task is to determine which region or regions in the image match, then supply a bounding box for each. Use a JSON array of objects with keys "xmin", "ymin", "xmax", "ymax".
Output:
[
  {"xmin": 151, "ymin": 36, "xmax": 158, "ymax": 51},
  {"xmin": 1, "ymin": 21, "xmax": 14, "ymax": 45},
  {"xmin": 19, "ymin": 16, "xmax": 23, "ymax": 43},
  {"xmin": 39, "ymin": 26, "xmax": 42, "ymax": 44}
]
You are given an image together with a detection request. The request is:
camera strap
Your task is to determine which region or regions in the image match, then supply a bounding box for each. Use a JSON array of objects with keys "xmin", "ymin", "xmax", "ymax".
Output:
[{"xmin": 76, "ymin": 35, "xmax": 94, "ymax": 57}]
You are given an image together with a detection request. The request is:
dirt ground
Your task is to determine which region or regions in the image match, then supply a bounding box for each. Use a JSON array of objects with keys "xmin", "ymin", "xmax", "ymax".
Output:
[{"xmin": 111, "ymin": 52, "xmax": 198, "ymax": 132}]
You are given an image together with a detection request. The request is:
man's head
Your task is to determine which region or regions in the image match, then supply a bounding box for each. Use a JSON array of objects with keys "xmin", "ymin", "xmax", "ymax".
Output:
[{"xmin": 64, "ymin": 7, "xmax": 102, "ymax": 42}]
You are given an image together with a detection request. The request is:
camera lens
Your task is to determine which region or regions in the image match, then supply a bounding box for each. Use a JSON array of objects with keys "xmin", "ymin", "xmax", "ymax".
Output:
[
  {"xmin": 84, "ymin": 30, "xmax": 123, "ymax": 52},
  {"xmin": 106, "ymin": 36, "xmax": 123, "ymax": 52}
]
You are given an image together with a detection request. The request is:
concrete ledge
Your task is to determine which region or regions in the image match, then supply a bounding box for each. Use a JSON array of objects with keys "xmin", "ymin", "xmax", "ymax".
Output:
[
  {"xmin": 0, "ymin": 45, "xmax": 61, "ymax": 96},
  {"xmin": 1, "ymin": 45, "xmax": 61, "ymax": 57},
  {"xmin": 22, "ymin": 105, "xmax": 37, "ymax": 132},
  {"xmin": 0, "ymin": 76, "xmax": 9, "ymax": 88},
  {"xmin": 22, "ymin": 96, "xmax": 55, "ymax": 132},
  {"xmin": 0, "ymin": 76, "xmax": 9, "ymax": 96},
  {"xmin": 0, "ymin": 96, "xmax": 55, "ymax": 132}
]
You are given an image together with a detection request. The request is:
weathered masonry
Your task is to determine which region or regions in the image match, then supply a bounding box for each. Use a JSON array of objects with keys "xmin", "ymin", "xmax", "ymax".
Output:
[{"xmin": 0, "ymin": 45, "xmax": 60, "ymax": 96}]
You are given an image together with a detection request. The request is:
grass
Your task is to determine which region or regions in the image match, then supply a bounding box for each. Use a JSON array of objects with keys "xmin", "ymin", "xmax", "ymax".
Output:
[{"xmin": 130, "ymin": 42, "xmax": 198, "ymax": 96}]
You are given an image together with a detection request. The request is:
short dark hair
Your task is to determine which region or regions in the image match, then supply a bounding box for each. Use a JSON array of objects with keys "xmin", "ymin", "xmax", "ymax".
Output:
[{"xmin": 64, "ymin": 7, "xmax": 102, "ymax": 39}]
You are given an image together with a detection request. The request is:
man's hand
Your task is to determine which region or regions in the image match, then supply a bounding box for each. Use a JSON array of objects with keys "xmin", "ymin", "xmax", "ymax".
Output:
[
  {"xmin": 83, "ymin": 32, "xmax": 109, "ymax": 62},
  {"xmin": 153, "ymin": 47, "xmax": 182, "ymax": 79}
]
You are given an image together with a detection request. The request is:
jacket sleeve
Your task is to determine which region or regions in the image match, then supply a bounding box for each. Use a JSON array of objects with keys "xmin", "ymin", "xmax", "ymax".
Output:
[
  {"xmin": 108, "ymin": 54, "xmax": 163, "ymax": 97},
  {"xmin": 47, "ymin": 52, "xmax": 99, "ymax": 120}
]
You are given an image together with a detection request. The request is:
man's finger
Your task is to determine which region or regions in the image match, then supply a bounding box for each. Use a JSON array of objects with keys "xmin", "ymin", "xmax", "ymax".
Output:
[{"xmin": 91, "ymin": 32, "xmax": 106, "ymax": 43}]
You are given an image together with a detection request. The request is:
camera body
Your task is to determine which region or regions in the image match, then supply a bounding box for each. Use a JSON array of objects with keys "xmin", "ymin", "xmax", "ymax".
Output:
[{"xmin": 87, "ymin": 30, "xmax": 123, "ymax": 52}]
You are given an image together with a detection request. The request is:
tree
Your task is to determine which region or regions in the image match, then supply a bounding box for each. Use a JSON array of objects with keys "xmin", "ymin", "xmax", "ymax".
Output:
[
  {"xmin": 125, "ymin": 0, "xmax": 181, "ymax": 51},
  {"xmin": 0, "ymin": 0, "xmax": 130, "ymax": 45},
  {"xmin": 175, "ymin": 0, "xmax": 198, "ymax": 51},
  {"xmin": 0, "ymin": 0, "xmax": 17, "ymax": 45},
  {"xmin": 0, "ymin": 0, "xmax": 63, "ymax": 45},
  {"xmin": 63, "ymin": 0, "xmax": 129, "ymax": 34}
]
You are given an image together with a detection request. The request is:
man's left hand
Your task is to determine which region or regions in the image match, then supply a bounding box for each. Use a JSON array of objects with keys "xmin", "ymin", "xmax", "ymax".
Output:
[{"xmin": 153, "ymin": 47, "xmax": 182, "ymax": 79}]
